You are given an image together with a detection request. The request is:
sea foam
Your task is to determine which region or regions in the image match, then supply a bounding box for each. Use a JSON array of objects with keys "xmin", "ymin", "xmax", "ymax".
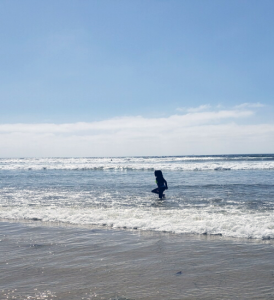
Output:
[
  {"xmin": 1, "ymin": 205, "xmax": 273, "ymax": 240},
  {"xmin": 1, "ymin": 157, "xmax": 274, "ymax": 171}
]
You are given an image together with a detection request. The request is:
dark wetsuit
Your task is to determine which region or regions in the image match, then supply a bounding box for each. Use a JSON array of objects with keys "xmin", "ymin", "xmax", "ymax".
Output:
[{"xmin": 152, "ymin": 176, "xmax": 168, "ymax": 199}]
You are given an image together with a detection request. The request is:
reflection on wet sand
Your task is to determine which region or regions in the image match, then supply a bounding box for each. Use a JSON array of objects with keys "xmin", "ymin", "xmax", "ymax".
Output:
[{"xmin": 1, "ymin": 221, "xmax": 274, "ymax": 300}]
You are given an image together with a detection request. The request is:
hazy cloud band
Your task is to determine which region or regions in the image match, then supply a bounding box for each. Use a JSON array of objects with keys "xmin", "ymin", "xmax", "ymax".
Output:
[{"xmin": 0, "ymin": 108, "xmax": 273, "ymax": 157}]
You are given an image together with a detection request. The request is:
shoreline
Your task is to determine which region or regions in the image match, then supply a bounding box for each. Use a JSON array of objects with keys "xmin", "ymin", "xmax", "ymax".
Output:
[
  {"xmin": 1, "ymin": 220, "xmax": 274, "ymax": 299},
  {"xmin": 1, "ymin": 218, "xmax": 273, "ymax": 245}
]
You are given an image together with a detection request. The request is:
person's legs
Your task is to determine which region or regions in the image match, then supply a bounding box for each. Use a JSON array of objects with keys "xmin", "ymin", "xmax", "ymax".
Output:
[
  {"xmin": 159, "ymin": 187, "xmax": 166, "ymax": 199},
  {"xmin": 151, "ymin": 188, "xmax": 159, "ymax": 194}
]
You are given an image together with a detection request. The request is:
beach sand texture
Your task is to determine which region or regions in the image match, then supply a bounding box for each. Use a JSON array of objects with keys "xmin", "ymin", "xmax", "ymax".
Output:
[{"xmin": 1, "ymin": 221, "xmax": 274, "ymax": 300}]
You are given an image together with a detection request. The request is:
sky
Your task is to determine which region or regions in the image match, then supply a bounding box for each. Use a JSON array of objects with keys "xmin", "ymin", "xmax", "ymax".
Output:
[{"xmin": 0, "ymin": 0, "xmax": 274, "ymax": 157}]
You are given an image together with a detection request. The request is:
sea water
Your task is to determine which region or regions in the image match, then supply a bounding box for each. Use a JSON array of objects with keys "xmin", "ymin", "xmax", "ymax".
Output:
[{"xmin": 1, "ymin": 154, "xmax": 274, "ymax": 240}]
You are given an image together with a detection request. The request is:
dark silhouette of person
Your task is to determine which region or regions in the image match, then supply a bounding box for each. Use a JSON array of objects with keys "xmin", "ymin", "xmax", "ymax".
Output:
[{"xmin": 151, "ymin": 170, "xmax": 168, "ymax": 199}]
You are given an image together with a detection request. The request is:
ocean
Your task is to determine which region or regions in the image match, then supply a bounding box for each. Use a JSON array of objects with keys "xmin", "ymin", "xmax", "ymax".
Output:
[
  {"xmin": 1, "ymin": 154, "xmax": 274, "ymax": 239},
  {"xmin": 1, "ymin": 154, "xmax": 274, "ymax": 299}
]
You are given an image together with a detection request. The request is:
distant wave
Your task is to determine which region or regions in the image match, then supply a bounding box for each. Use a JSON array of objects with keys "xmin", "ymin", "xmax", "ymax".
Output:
[
  {"xmin": 1, "ymin": 156, "xmax": 274, "ymax": 171},
  {"xmin": 1, "ymin": 163, "xmax": 274, "ymax": 171}
]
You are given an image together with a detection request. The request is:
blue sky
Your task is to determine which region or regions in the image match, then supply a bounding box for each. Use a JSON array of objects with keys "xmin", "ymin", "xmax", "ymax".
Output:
[{"xmin": 0, "ymin": 0, "xmax": 274, "ymax": 156}]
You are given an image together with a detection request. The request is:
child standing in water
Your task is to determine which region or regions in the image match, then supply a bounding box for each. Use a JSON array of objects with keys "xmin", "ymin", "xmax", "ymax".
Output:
[{"xmin": 151, "ymin": 170, "xmax": 168, "ymax": 199}]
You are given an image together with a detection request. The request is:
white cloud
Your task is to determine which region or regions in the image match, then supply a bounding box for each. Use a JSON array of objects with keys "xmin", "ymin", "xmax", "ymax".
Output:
[
  {"xmin": 0, "ymin": 109, "xmax": 252, "ymax": 134},
  {"xmin": 0, "ymin": 106, "xmax": 273, "ymax": 157},
  {"xmin": 234, "ymin": 102, "xmax": 265, "ymax": 109},
  {"xmin": 177, "ymin": 104, "xmax": 211, "ymax": 112}
]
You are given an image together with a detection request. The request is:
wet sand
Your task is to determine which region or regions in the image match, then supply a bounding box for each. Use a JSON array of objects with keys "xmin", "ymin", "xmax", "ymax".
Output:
[{"xmin": 1, "ymin": 220, "xmax": 274, "ymax": 300}]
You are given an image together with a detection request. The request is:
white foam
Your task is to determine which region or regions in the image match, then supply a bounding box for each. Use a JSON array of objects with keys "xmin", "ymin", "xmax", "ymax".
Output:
[
  {"xmin": 0, "ymin": 205, "xmax": 273, "ymax": 240},
  {"xmin": 0, "ymin": 157, "xmax": 274, "ymax": 171}
]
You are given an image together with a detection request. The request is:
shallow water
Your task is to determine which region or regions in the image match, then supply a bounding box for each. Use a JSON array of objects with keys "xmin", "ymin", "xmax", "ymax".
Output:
[
  {"xmin": 1, "ymin": 221, "xmax": 274, "ymax": 300},
  {"xmin": 0, "ymin": 155, "xmax": 274, "ymax": 239}
]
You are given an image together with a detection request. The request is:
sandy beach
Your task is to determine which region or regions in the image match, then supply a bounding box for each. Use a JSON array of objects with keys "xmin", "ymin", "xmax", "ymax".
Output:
[{"xmin": 1, "ymin": 220, "xmax": 274, "ymax": 300}]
